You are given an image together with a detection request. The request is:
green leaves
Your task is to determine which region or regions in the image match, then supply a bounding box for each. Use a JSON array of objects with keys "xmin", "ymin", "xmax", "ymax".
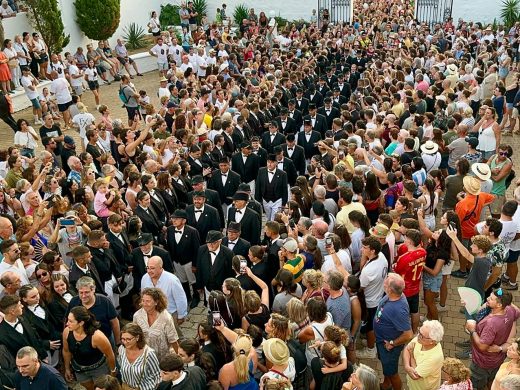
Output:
[
  {"xmin": 123, "ymin": 23, "xmax": 148, "ymax": 50},
  {"xmin": 501, "ymin": 0, "xmax": 520, "ymax": 29},
  {"xmin": 191, "ymin": 0, "xmax": 208, "ymax": 24},
  {"xmin": 159, "ymin": 4, "xmax": 181, "ymax": 30},
  {"xmin": 74, "ymin": 0, "xmax": 121, "ymax": 41},
  {"xmin": 233, "ymin": 3, "xmax": 249, "ymax": 26}
]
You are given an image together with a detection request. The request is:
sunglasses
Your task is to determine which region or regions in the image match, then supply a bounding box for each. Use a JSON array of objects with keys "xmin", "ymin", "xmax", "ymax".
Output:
[
  {"xmin": 37, "ymin": 271, "xmax": 49, "ymax": 279},
  {"xmin": 499, "ymin": 152, "xmax": 508, "ymax": 156}
]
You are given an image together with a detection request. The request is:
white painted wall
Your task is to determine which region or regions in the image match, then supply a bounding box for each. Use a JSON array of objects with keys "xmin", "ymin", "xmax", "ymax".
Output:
[{"xmin": 451, "ymin": 0, "xmax": 502, "ymax": 25}]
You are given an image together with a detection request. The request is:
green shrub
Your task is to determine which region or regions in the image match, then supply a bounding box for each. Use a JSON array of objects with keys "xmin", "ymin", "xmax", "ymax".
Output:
[
  {"xmin": 160, "ymin": 4, "xmax": 181, "ymax": 29},
  {"xmin": 233, "ymin": 3, "xmax": 249, "ymax": 26},
  {"xmin": 74, "ymin": 0, "xmax": 120, "ymax": 40},
  {"xmin": 501, "ymin": 0, "xmax": 520, "ymax": 29},
  {"xmin": 191, "ymin": 0, "xmax": 208, "ymax": 24},
  {"xmin": 274, "ymin": 16, "xmax": 289, "ymax": 28},
  {"xmin": 22, "ymin": 0, "xmax": 70, "ymax": 53},
  {"xmin": 123, "ymin": 23, "xmax": 148, "ymax": 50}
]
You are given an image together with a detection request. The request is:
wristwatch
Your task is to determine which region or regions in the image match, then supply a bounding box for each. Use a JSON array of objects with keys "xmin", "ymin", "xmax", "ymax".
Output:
[{"xmin": 389, "ymin": 340, "xmax": 394, "ymax": 346}]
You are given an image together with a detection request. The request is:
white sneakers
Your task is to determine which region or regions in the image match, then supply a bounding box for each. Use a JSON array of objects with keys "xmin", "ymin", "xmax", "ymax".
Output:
[{"xmin": 357, "ymin": 347, "xmax": 377, "ymax": 359}]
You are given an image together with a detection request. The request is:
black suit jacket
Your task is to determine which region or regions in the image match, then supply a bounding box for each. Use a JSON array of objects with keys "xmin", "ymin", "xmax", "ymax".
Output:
[
  {"xmin": 305, "ymin": 91, "xmax": 324, "ymax": 108},
  {"xmin": 131, "ymin": 246, "xmax": 174, "ymax": 292},
  {"xmin": 288, "ymin": 109, "xmax": 303, "ymax": 130},
  {"xmin": 247, "ymin": 112, "xmax": 263, "ymax": 137},
  {"xmin": 294, "ymin": 97, "xmax": 310, "ymax": 115},
  {"xmin": 208, "ymin": 169, "xmax": 242, "ymax": 204},
  {"xmin": 282, "ymin": 143, "xmax": 306, "ymax": 176},
  {"xmin": 222, "ymin": 237, "xmax": 251, "ymax": 258},
  {"xmin": 188, "ymin": 189, "xmax": 225, "ymax": 229},
  {"xmin": 252, "ymin": 147, "xmax": 268, "ymax": 167},
  {"xmin": 277, "ymin": 157, "xmax": 298, "ymax": 187},
  {"xmin": 187, "ymin": 155, "xmax": 204, "ymax": 176},
  {"xmin": 276, "ymin": 116, "xmax": 297, "ymax": 135},
  {"xmin": 297, "ymin": 130, "xmax": 322, "ymax": 159},
  {"xmin": 195, "ymin": 244, "xmax": 234, "ymax": 291},
  {"xmin": 166, "ymin": 224, "xmax": 201, "ymax": 266},
  {"xmin": 255, "ymin": 167, "xmax": 288, "ymax": 205},
  {"xmin": 305, "ymin": 114, "xmax": 328, "ymax": 138},
  {"xmin": 211, "ymin": 146, "xmax": 225, "ymax": 164},
  {"xmin": 21, "ymin": 307, "xmax": 61, "ymax": 349},
  {"xmin": 186, "ymin": 203, "xmax": 221, "ymax": 242},
  {"xmin": 227, "ymin": 206, "xmax": 261, "ymax": 245},
  {"xmin": 89, "ymin": 246, "xmax": 123, "ymax": 283},
  {"xmin": 0, "ymin": 317, "xmax": 47, "ymax": 360},
  {"xmin": 222, "ymin": 132, "xmax": 236, "ymax": 157},
  {"xmin": 69, "ymin": 261, "xmax": 105, "ymax": 295},
  {"xmin": 157, "ymin": 188, "xmax": 179, "ymax": 215},
  {"xmin": 321, "ymin": 152, "xmax": 335, "ymax": 172},
  {"xmin": 318, "ymin": 106, "xmax": 341, "ymax": 130},
  {"xmin": 334, "ymin": 82, "xmax": 352, "ymax": 100},
  {"xmin": 232, "ymin": 127, "xmax": 248, "ymax": 146},
  {"xmin": 135, "ymin": 205, "xmax": 164, "ymax": 238},
  {"xmin": 231, "ymin": 152, "xmax": 260, "ymax": 184},
  {"xmin": 172, "ymin": 177, "xmax": 190, "ymax": 208},
  {"xmin": 107, "ymin": 230, "xmax": 133, "ymax": 270},
  {"xmin": 260, "ymin": 131, "xmax": 286, "ymax": 154}
]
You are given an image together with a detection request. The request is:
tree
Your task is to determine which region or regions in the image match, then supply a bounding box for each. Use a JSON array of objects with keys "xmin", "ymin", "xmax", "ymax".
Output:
[
  {"xmin": 22, "ymin": 0, "xmax": 70, "ymax": 54},
  {"xmin": 75, "ymin": 0, "xmax": 120, "ymax": 41},
  {"xmin": 501, "ymin": 0, "xmax": 520, "ymax": 29}
]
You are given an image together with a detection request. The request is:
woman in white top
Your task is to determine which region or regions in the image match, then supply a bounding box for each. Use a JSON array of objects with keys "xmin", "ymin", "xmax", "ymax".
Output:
[
  {"xmin": 298, "ymin": 297, "xmax": 334, "ymax": 366},
  {"xmin": 4, "ymin": 39, "xmax": 20, "ymax": 89},
  {"xmin": 83, "ymin": 59, "xmax": 100, "ymax": 106},
  {"xmin": 13, "ymin": 35, "xmax": 31, "ymax": 68},
  {"xmin": 418, "ymin": 178, "xmax": 439, "ymax": 231},
  {"xmin": 148, "ymin": 11, "xmax": 161, "ymax": 37},
  {"xmin": 474, "ymin": 106, "xmax": 501, "ymax": 161},
  {"xmin": 14, "ymin": 119, "xmax": 39, "ymax": 158}
]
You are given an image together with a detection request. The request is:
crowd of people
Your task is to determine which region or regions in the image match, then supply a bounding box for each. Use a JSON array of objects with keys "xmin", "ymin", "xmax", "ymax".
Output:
[{"xmin": 1, "ymin": 0, "xmax": 520, "ymax": 390}]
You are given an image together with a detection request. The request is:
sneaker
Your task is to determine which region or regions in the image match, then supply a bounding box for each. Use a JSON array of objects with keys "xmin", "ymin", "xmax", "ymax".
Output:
[
  {"xmin": 357, "ymin": 347, "xmax": 377, "ymax": 359},
  {"xmin": 452, "ymin": 270, "xmax": 469, "ymax": 279},
  {"xmin": 501, "ymin": 274, "xmax": 511, "ymax": 284},
  {"xmin": 455, "ymin": 349, "xmax": 471, "ymax": 359},
  {"xmin": 34, "ymin": 119, "xmax": 42, "ymax": 125},
  {"xmin": 455, "ymin": 340, "xmax": 471, "ymax": 348},
  {"xmin": 503, "ymin": 282, "xmax": 518, "ymax": 291},
  {"xmin": 437, "ymin": 304, "xmax": 448, "ymax": 312},
  {"xmin": 137, "ymin": 73, "xmax": 143, "ymax": 76}
]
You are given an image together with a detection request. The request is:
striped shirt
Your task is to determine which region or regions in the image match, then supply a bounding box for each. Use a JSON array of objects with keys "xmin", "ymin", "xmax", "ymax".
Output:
[
  {"xmin": 283, "ymin": 254, "xmax": 305, "ymax": 284},
  {"xmin": 117, "ymin": 345, "xmax": 161, "ymax": 390}
]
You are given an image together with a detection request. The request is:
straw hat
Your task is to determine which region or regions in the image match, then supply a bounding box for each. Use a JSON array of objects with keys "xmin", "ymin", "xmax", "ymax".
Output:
[
  {"xmin": 263, "ymin": 338, "xmax": 290, "ymax": 366},
  {"xmin": 471, "ymin": 163, "xmax": 491, "ymax": 181},
  {"xmin": 369, "ymin": 223, "xmax": 389, "ymax": 239},
  {"xmin": 463, "ymin": 176, "xmax": 481, "ymax": 195},
  {"xmin": 420, "ymin": 140, "xmax": 439, "ymax": 155}
]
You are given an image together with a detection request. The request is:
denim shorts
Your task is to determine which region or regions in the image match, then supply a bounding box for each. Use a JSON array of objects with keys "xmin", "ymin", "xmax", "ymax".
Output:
[
  {"xmin": 507, "ymin": 249, "xmax": 520, "ymax": 264},
  {"xmin": 423, "ymin": 273, "xmax": 442, "ymax": 293},
  {"xmin": 376, "ymin": 342, "xmax": 404, "ymax": 376},
  {"xmin": 30, "ymin": 97, "xmax": 41, "ymax": 109}
]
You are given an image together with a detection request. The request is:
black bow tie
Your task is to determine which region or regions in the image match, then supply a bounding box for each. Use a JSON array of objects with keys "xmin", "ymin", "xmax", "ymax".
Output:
[
  {"xmin": 287, "ymin": 148, "xmax": 293, "ymax": 151},
  {"xmin": 175, "ymin": 230, "xmax": 183, "ymax": 234},
  {"xmin": 221, "ymin": 173, "xmax": 227, "ymax": 177},
  {"xmin": 228, "ymin": 241, "xmax": 237, "ymax": 245},
  {"xmin": 236, "ymin": 210, "xmax": 242, "ymax": 214},
  {"xmin": 209, "ymin": 251, "xmax": 216, "ymax": 256},
  {"xmin": 194, "ymin": 209, "xmax": 202, "ymax": 213},
  {"xmin": 268, "ymin": 171, "xmax": 275, "ymax": 175}
]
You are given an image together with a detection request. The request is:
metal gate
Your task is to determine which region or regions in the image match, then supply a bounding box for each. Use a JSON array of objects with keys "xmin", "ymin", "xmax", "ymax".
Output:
[
  {"xmin": 317, "ymin": 0, "xmax": 353, "ymax": 27},
  {"xmin": 415, "ymin": 0, "xmax": 454, "ymax": 29}
]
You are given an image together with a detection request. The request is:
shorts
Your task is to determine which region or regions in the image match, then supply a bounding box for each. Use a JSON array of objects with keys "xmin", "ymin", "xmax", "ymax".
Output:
[
  {"xmin": 513, "ymin": 107, "xmax": 519, "ymax": 119},
  {"xmin": 470, "ymin": 361, "xmax": 499, "ymax": 390},
  {"xmin": 173, "ymin": 261, "xmax": 196, "ymax": 284},
  {"xmin": 125, "ymin": 105, "xmax": 140, "ymax": 121},
  {"xmin": 364, "ymin": 306, "xmax": 378, "ymax": 332},
  {"xmin": 57, "ymin": 100, "xmax": 72, "ymax": 112},
  {"xmin": 423, "ymin": 273, "xmax": 442, "ymax": 293},
  {"xmin": 30, "ymin": 97, "xmax": 41, "ymax": 110},
  {"xmin": 157, "ymin": 62, "xmax": 168, "ymax": 71},
  {"xmin": 87, "ymin": 80, "xmax": 99, "ymax": 90},
  {"xmin": 507, "ymin": 249, "xmax": 520, "ymax": 264},
  {"xmin": 152, "ymin": 31, "xmax": 162, "ymax": 37},
  {"xmin": 37, "ymin": 53, "xmax": 48, "ymax": 64},
  {"xmin": 490, "ymin": 194, "xmax": 506, "ymax": 215},
  {"xmin": 376, "ymin": 342, "xmax": 404, "ymax": 376},
  {"xmin": 507, "ymin": 102, "xmax": 514, "ymax": 110},
  {"xmin": 406, "ymin": 294, "xmax": 419, "ymax": 314},
  {"xmin": 72, "ymin": 85, "xmax": 83, "ymax": 96},
  {"xmin": 99, "ymin": 60, "xmax": 111, "ymax": 70},
  {"xmin": 74, "ymin": 361, "xmax": 109, "ymax": 383},
  {"xmin": 117, "ymin": 56, "xmax": 134, "ymax": 65},
  {"xmin": 442, "ymin": 260, "xmax": 454, "ymax": 275}
]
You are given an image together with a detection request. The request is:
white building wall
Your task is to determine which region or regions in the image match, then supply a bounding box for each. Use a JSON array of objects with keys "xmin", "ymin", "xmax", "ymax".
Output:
[{"xmin": 451, "ymin": 0, "xmax": 501, "ymax": 25}]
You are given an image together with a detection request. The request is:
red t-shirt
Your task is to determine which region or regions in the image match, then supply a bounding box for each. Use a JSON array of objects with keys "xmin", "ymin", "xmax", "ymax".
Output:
[{"xmin": 393, "ymin": 247, "xmax": 427, "ymax": 297}]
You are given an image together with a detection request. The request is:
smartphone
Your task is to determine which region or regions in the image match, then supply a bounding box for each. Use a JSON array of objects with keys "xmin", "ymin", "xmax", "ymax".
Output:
[
  {"xmin": 212, "ymin": 311, "xmax": 222, "ymax": 326},
  {"xmin": 60, "ymin": 218, "xmax": 75, "ymax": 226},
  {"xmin": 289, "ymin": 220, "xmax": 296, "ymax": 229},
  {"xmin": 325, "ymin": 237, "xmax": 333, "ymax": 246},
  {"xmin": 449, "ymin": 222, "xmax": 456, "ymax": 230},
  {"xmin": 240, "ymin": 259, "xmax": 247, "ymax": 274}
]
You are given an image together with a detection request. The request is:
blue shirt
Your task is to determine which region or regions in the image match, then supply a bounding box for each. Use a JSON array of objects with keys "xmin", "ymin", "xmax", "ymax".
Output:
[
  {"xmin": 327, "ymin": 288, "xmax": 352, "ymax": 330},
  {"xmin": 67, "ymin": 294, "xmax": 118, "ymax": 338},
  {"xmin": 141, "ymin": 270, "xmax": 188, "ymax": 318},
  {"xmin": 15, "ymin": 362, "xmax": 68, "ymax": 390},
  {"xmin": 373, "ymin": 295, "xmax": 411, "ymax": 343}
]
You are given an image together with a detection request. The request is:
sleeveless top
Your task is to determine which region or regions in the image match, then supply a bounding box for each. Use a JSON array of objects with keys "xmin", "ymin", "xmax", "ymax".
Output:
[
  {"xmin": 229, "ymin": 360, "xmax": 259, "ymax": 390},
  {"xmin": 478, "ymin": 122, "xmax": 496, "ymax": 152},
  {"xmin": 67, "ymin": 331, "xmax": 104, "ymax": 366},
  {"xmin": 490, "ymin": 155, "xmax": 511, "ymax": 196},
  {"xmin": 305, "ymin": 312, "xmax": 334, "ymax": 364}
]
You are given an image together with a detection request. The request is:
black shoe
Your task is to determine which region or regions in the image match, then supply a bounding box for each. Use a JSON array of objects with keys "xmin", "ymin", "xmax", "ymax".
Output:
[
  {"xmin": 190, "ymin": 294, "xmax": 200, "ymax": 310},
  {"xmin": 452, "ymin": 270, "xmax": 468, "ymax": 279}
]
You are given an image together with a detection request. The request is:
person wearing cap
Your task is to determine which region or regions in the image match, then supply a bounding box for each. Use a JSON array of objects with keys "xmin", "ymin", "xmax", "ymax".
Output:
[
  {"xmin": 419, "ymin": 140, "xmax": 441, "ymax": 174},
  {"xmin": 236, "ymin": 182, "xmax": 263, "ymax": 221},
  {"xmin": 227, "ymin": 191, "xmax": 261, "ymax": 245},
  {"xmin": 188, "ymin": 175, "xmax": 225, "ymax": 227},
  {"xmin": 166, "ymin": 209, "xmax": 201, "ymax": 304},
  {"xmin": 451, "ymin": 176, "xmax": 495, "ymax": 278},
  {"xmin": 222, "ymin": 222, "xmax": 250, "ymax": 258},
  {"xmin": 297, "ymin": 118, "xmax": 321, "ymax": 161},
  {"xmin": 193, "ymin": 230, "xmax": 233, "ymax": 307},
  {"xmin": 155, "ymin": 352, "xmax": 206, "ymax": 390},
  {"xmin": 304, "ymin": 102, "xmax": 327, "ymax": 138},
  {"xmin": 282, "ymin": 133, "xmax": 306, "ymax": 176},
  {"xmin": 260, "ymin": 337, "xmax": 296, "ymax": 387},
  {"xmin": 276, "ymin": 107, "xmax": 297, "ymax": 135},
  {"xmin": 231, "ymin": 141, "xmax": 260, "ymax": 197},
  {"xmin": 295, "ymin": 88, "xmax": 310, "ymax": 116},
  {"xmin": 131, "ymin": 232, "xmax": 173, "ymax": 292},
  {"xmin": 208, "ymin": 156, "xmax": 241, "ymax": 218},
  {"xmin": 255, "ymin": 153, "xmax": 288, "ymax": 221},
  {"xmin": 185, "ymin": 190, "xmax": 221, "ymax": 243},
  {"xmin": 60, "ymin": 135, "xmax": 76, "ymax": 174},
  {"xmin": 261, "ymin": 121, "xmax": 286, "ymax": 155},
  {"xmin": 462, "ymin": 136, "xmax": 483, "ymax": 168},
  {"xmin": 279, "ymin": 237, "xmax": 305, "ymax": 284}
]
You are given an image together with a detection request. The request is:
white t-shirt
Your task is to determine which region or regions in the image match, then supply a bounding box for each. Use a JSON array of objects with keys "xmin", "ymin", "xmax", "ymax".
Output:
[
  {"xmin": 14, "ymin": 127, "xmax": 38, "ymax": 150},
  {"xmin": 168, "ymin": 44, "xmax": 183, "ymax": 65},
  {"xmin": 158, "ymin": 87, "xmax": 171, "ymax": 99},
  {"xmin": 72, "ymin": 112, "xmax": 96, "ymax": 138},
  {"xmin": 21, "ymin": 75, "xmax": 38, "ymax": 100},
  {"xmin": 47, "ymin": 61, "xmax": 66, "ymax": 78},
  {"xmin": 360, "ymin": 252, "xmax": 388, "ymax": 308},
  {"xmin": 196, "ymin": 55, "xmax": 207, "ymax": 77},
  {"xmin": 50, "ymin": 78, "xmax": 72, "ymax": 104},
  {"xmin": 151, "ymin": 44, "xmax": 168, "ymax": 63},
  {"xmin": 321, "ymin": 249, "xmax": 352, "ymax": 275},
  {"xmin": 84, "ymin": 67, "xmax": 99, "ymax": 82},
  {"xmin": 509, "ymin": 206, "xmax": 520, "ymax": 251},
  {"xmin": 68, "ymin": 65, "xmax": 83, "ymax": 87},
  {"xmin": 476, "ymin": 219, "xmax": 519, "ymax": 252}
]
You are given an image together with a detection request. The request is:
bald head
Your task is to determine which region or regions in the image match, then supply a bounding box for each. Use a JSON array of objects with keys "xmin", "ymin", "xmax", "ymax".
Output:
[
  {"xmin": 386, "ymin": 273, "xmax": 405, "ymax": 296},
  {"xmin": 0, "ymin": 217, "xmax": 13, "ymax": 240},
  {"xmin": 312, "ymin": 220, "xmax": 329, "ymax": 237},
  {"xmin": 148, "ymin": 256, "xmax": 163, "ymax": 269}
]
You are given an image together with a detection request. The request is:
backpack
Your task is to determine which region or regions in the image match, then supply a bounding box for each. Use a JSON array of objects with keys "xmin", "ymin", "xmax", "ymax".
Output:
[
  {"xmin": 506, "ymin": 169, "xmax": 516, "ymax": 190},
  {"xmin": 118, "ymin": 86, "xmax": 129, "ymax": 105}
]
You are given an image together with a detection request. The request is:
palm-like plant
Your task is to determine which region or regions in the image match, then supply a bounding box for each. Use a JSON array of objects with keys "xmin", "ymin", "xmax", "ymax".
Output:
[
  {"xmin": 191, "ymin": 0, "xmax": 207, "ymax": 24},
  {"xmin": 233, "ymin": 3, "xmax": 249, "ymax": 26},
  {"xmin": 159, "ymin": 4, "xmax": 181, "ymax": 29},
  {"xmin": 123, "ymin": 23, "xmax": 148, "ymax": 50},
  {"xmin": 501, "ymin": 0, "xmax": 520, "ymax": 29}
]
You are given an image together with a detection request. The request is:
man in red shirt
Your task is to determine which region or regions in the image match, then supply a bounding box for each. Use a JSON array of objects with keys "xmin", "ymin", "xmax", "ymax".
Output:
[
  {"xmin": 453, "ymin": 176, "xmax": 495, "ymax": 278},
  {"xmin": 393, "ymin": 229, "xmax": 426, "ymax": 333}
]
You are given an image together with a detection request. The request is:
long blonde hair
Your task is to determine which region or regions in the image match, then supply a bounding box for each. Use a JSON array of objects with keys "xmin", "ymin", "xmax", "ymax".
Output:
[{"xmin": 233, "ymin": 334, "xmax": 252, "ymax": 383}]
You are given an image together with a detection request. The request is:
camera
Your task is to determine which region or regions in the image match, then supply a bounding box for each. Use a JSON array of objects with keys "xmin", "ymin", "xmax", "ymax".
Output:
[
  {"xmin": 239, "ymin": 259, "xmax": 247, "ymax": 274},
  {"xmin": 325, "ymin": 236, "xmax": 333, "ymax": 246},
  {"xmin": 212, "ymin": 311, "xmax": 222, "ymax": 326}
]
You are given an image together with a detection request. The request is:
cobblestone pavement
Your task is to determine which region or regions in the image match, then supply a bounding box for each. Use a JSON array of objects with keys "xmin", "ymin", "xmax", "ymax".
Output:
[{"xmin": 5, "ymin": 71, "xmax": 520, "ymax": 384}]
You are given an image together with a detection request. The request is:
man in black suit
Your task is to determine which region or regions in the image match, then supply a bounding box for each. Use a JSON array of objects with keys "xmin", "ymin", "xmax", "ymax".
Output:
[
  {"xmin": 305, "ymin": 85, "xmax": 324, "ymax": 108},
  {"xmin": 188, "ymin": 176, "xmax": 225, "ymax": 229},
  {"xmin": 287, "ymin": 100, "xmax": 303, "ymax": 131},
  {"xmin": 276, "ymin": 107, "xmax": 297, "ymax": 135},
  {"xmin": 186, "ymin": 191, "xmax": 221, "ymax": 242},
  {"xmin": 231, "ymin": 142, "xmax": 260, "ymax": 197},
  {"xmin": 255, "ymin": 154, "xmax": 288, "ymax": 221},
  {"xmin": 332, "ymin": 86, "xmax": 347, "ymax": 107},
  {"xmin": 261, "ymin": 121, "xmax": 286, "ymax": 154},
  {"xmin": 316, "ymin": 76, "xmax": 330, "ymax": 98},
  {"xmin": 334, "ymin": 72, "xmax": 352, "ymax": 100},
  {"xmin": 166, "ymin": 209, "xmax": 201, "ymax": 307},
  {"xmin": 134, "ymin": 190, "xmax": 165, "ymax": 245},
  {"xmin": 263, "ymin": 221, "xmax": 284, "ymax": 283},
  {"xmin": 247, "ymin": 102, "xmax": 263, "ymax": 137},
  {"xmin": 325, "ymin": 67, "xmax": 338, "ymax": 88},
  {"xmin": 222, "ymin": 221, "xmax": 250, "ymax": 258},
  {"xmin": 297, "ymin": 119, "xmax": 321, "ymax": 160},
  {"xmin": 232, "ymin": 116, "xmax": 249, "ymax": 146},
  {"xmin": 207, "ymin": 156, "xmax": 241, "ymax": 221},
  {"xmin": 237, "ymin": 182, "xmax": 263, "ymax": 222},
  {"xmin": 186, "ymin": 145, "xmax": 206, "ymax": 177},
  {"xmin": 131, "ymin": 233, "xmax": 174, "ymax": 292},
  {"xmin": 305, "ymin": 103, "xmax": 328, "ymax": 138},
  {"xmin": 69, "ymin": 245, "xmax": 105, "ymax": 295},
  {"xmin": 274, "ymin": 146, "xmax": 297, "ymax": 187},
  {"xmin": 318, "ymin": 97, "xmax": 341, "ymax": 130},
  {"xmin": 294, "ymin": 88, "xmax": 310, "ymax": 115},
  {"xmin": 283, "ymin": 133, "xmax": 306, "ymax": 176},
  {"xmin": 227, "ymin": 191, "xmax": 261, "ymax": 245},
  {"xmin": 193, "ymin": 230, "xmax": 234, "ymax": 307},
  {"xmin": 222, "ymin": 120, "xmax": 236, "ymax": 157},
  {"xmin": 211, "ymin": 134, "xmax": 226, "ymax": 162},
  {"xmin": 250, "ymin": 136, "xmax": 268, "ymax": 167}
]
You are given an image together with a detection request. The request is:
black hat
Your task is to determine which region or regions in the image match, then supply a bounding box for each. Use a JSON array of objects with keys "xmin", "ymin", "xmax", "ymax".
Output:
[
  {"xmin": 308, "ymin": 103, "xmax": 316, "ymax": 110},
  {"xmin": 269, "ymin": 121, "xmax": 278, "ymax": 128},
  {"xmin": 273, "ymin": 146, "xmax": 283, "ymax": 154},
  {"xmin": 238, "ymin": 183, "xmax": 251, "ymax": 192},
  {"xmin": 267, "ymin": 153, "xmax": 277, "ymax": 162},
  {"xmin": 286, "ymin": 133, "xmax": 296, "ymax": 142},
  {"xmin": 228, "ymin": 221, "xmax": 241, "ymax": 232},
  {"xmin": 137, "ymin": 233, "xmax": 154, "ymax": 246},
  {"xmin": 280, "ymin": 107, "xmax": 289, "ymax": 114},
  {"xmin": 240, "ymin": 141, "xmax": 252, "ymax": 149},
  {"xmin": 192, "ymin": 190, "xmax": 206, "ymax": 198},
  {"xmin": 232, "ymin": 191, "xmax": 249, "ymax": 201},
  {"xmin": 191, "ymin": 175, "xmax": 204, "ymax": 185},
  {"xmin": 171, "ymin": 209, "xmax": 188, "ymax": 219},
  {"xmin": 304, "ymin": 118, "xmax": 312, "ymax": 125},
  {"xmin": 206, "ymin": 230, "xmax": 223, "ymax": 243},
  {"xmin": 219, "ymin": 156, "xmax": 230, "ymax": 164},
  {"xmin": 288, "ymin": 99, "xmax": 296, "ymax": 105}
]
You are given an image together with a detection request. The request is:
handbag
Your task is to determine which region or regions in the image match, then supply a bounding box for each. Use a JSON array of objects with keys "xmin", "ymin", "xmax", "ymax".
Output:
[
  {"xmin": 121, "ymin": 349, "xmax": 148, "ymax": 390},
  {"xmin": 8, "ymin": 59, "xmax": 18, "ymax": 69}
]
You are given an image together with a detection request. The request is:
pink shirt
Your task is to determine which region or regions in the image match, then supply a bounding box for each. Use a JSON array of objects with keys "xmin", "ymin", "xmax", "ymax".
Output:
[{"xmin": 94, "ymin": 190, "xmax": 110, "ymax": 217}]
